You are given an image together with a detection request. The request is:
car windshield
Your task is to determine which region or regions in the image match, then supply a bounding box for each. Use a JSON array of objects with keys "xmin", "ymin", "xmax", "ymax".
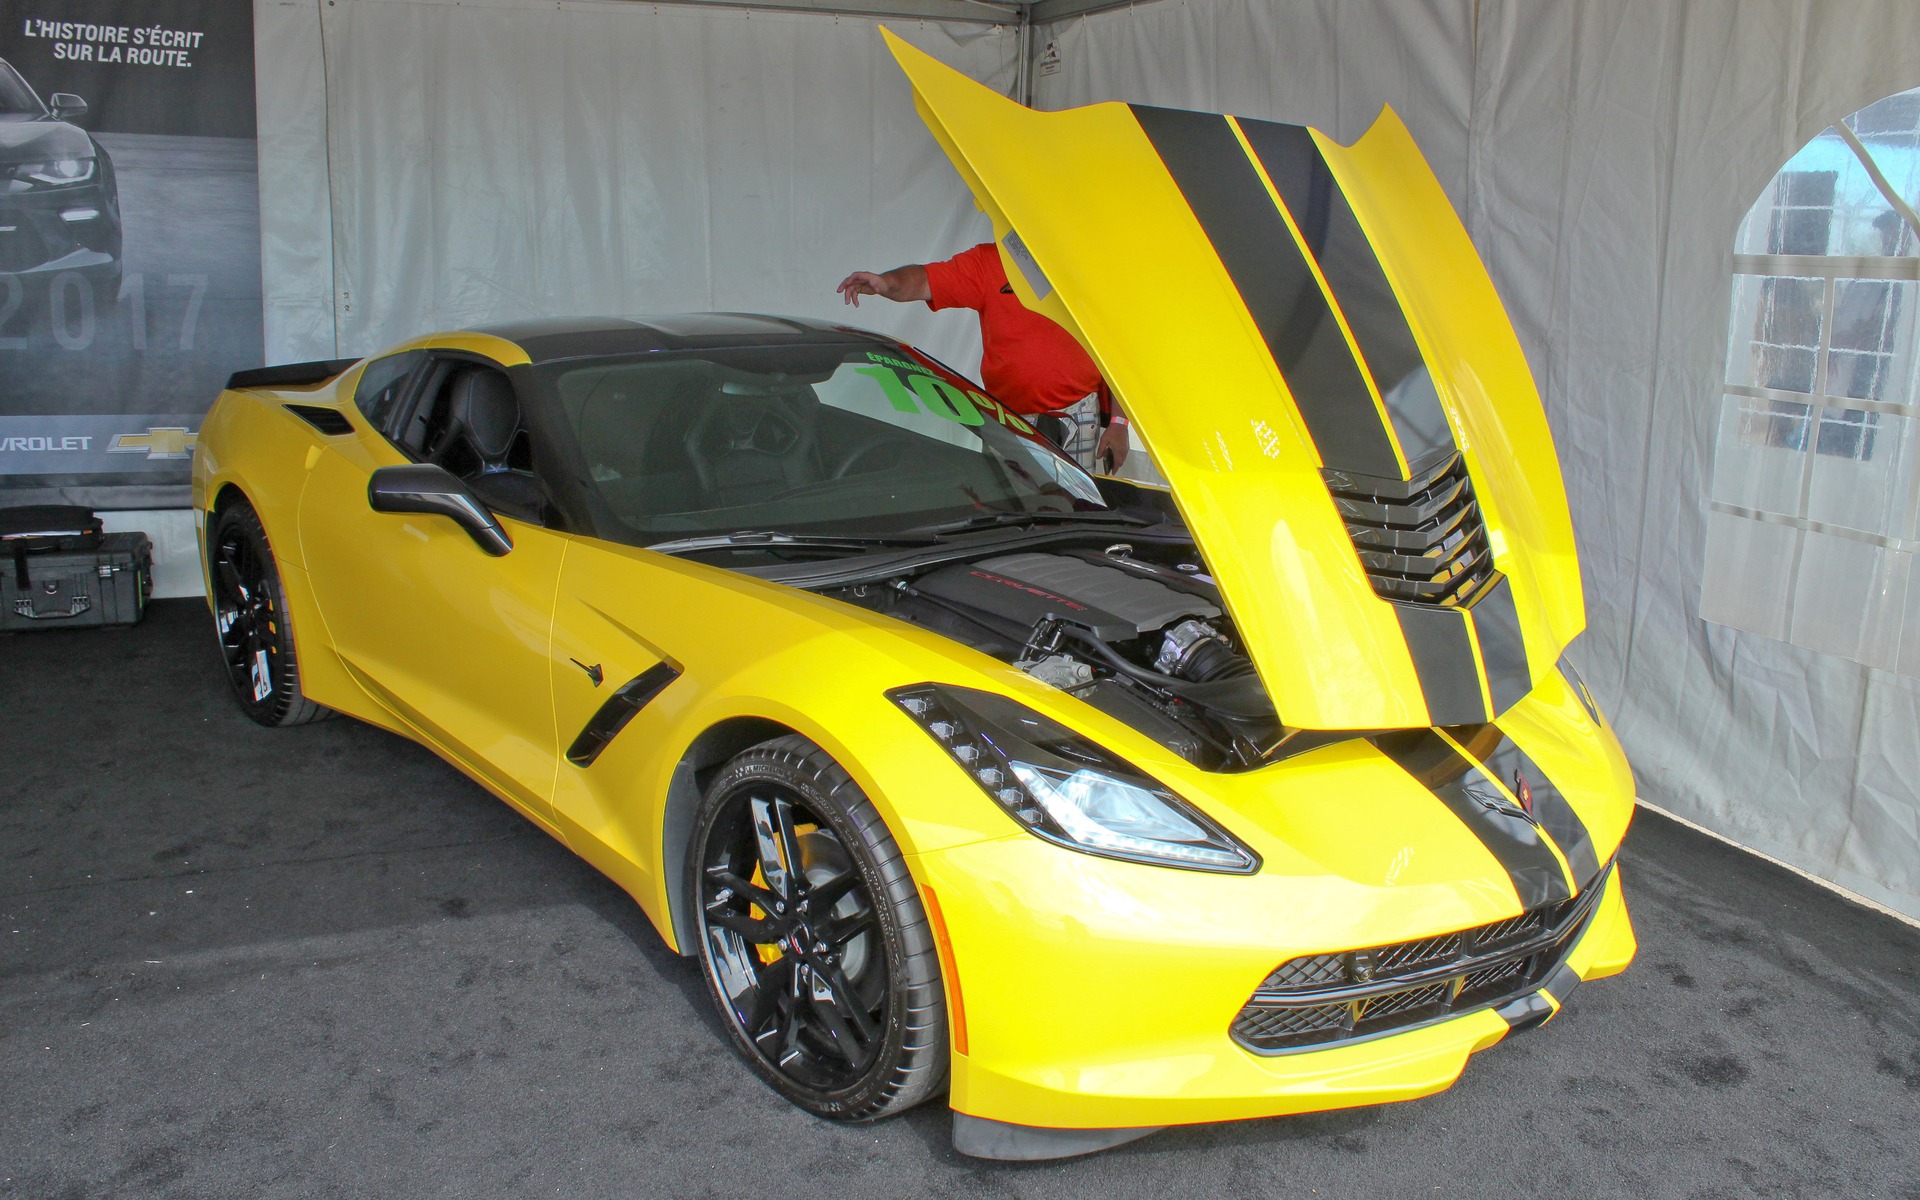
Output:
[
  {"xmin": 0, "ymin": 63, "xmax": 45, "ymax": 119},
  {"xmin": 537, "ymin": 342, "xmax": 1109, "ymax": 544}
]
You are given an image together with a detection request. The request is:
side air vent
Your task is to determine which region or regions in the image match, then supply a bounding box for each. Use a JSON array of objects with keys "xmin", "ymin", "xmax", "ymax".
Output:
[
  {"xmin": 285, "ymin": 405, "xmax": 355, "ymax": 436},
  {"xmin": 1322, "ymin": 452, "xmax": 1493, "ymax": 606}
]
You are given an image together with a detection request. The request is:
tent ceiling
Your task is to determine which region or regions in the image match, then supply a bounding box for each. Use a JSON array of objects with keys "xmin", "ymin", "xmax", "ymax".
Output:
[
  {"xmin": 1025, "ymin": 0, "xmax": 1133, "ymax": 23},
  {"xmin": 610, "ymin": 0, "xmax": 1143, "ymax": 29},
  {"xmin": 631, "ymin": 0, "xmax": 1022, "ymax": 25}
]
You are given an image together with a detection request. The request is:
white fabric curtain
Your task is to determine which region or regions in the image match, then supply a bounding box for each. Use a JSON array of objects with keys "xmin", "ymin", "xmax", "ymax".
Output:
[
  {"xmin": 1032, "ymin": 0, "xmax": 1475, "ymax": 213},
  {"xmin": 254, "ymin": 0, "xmax": 1012, "ymax": 373},
  {"xmin": 1470, "ymin": 2, "xmax": 1920, "ymax": 922},
  {"xmin": 1038, "ymin": 0, "xmax": 1920, "ymax": 920}
]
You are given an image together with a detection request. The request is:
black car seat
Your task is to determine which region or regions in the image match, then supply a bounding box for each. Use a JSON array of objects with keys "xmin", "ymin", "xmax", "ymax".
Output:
[{"xmin": 433, "ymin": 368, "xmax": 547, "ymax": 522}]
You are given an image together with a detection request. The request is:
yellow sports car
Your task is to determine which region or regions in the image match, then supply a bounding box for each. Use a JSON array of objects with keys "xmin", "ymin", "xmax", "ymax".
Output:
[{"xmin": 190, "ymin": 36, "xmax": 1635, "ymax": 1160}]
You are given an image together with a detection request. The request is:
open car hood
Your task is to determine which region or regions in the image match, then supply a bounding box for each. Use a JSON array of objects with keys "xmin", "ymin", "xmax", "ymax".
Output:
[{"xmin": 886, "ymin": 31, "xmax": 1585, "ymax": 731}]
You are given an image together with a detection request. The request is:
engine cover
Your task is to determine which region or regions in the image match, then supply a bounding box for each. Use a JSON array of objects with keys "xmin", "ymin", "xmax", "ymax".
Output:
[{"xmin": 915, "ymin": 552, "xmax": 1219, "ymax": 642}]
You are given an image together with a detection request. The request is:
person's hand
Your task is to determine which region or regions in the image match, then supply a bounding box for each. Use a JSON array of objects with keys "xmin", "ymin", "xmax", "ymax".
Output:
[
  {"xmin": 1096, "ymin": 422, "xmax": 1131, "ymax": 473},
  {"xmin": 836, "ymin": 271, "xmax": 886, "ymax": 307},
  {"xmin": 836, "ymin": 264, "xmax": 930, "ymax": 306}
]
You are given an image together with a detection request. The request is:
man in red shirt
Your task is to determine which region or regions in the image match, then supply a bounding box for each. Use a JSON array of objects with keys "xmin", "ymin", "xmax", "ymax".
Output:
[{"xmin": 836, "ymin": 243, "xmax": 1130, "ymax": 470}]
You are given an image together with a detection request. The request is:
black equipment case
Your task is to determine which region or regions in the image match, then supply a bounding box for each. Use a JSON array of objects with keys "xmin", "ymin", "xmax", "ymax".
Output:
[{"xmin": 0, "ymin": 505, "xmax": 153, "ymax": 631}]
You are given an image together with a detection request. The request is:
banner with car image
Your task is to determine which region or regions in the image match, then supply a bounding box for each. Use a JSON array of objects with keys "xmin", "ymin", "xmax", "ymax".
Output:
[{"xmin": 0, "ymin": 0, "xmax": 258, "ymax": 507}]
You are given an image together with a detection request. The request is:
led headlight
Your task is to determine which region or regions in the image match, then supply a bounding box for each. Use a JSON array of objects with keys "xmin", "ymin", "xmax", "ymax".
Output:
[
  {"xmin": 13, "ymin": 158, "xmax": 95, "ymax": 186},
  {"xmin": 889, "ymin": 683, "xmax": 1260, "ymax": 874}
]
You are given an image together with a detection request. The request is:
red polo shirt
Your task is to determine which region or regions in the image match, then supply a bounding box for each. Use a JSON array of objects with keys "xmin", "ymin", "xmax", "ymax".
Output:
[{"xmin": 924, "ymin": 243, "xmax": 1103, "ymax": 416}]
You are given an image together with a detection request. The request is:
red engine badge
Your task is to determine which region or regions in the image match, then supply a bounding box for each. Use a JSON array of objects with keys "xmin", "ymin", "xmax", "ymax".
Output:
[{"xmin": 1513, "ymin": 770, "xmax": 1534, "ymax": 815}]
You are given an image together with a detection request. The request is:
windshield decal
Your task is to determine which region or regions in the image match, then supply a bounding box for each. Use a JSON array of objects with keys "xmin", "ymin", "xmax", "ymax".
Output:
[
  {"xmin": 859, "ymin": 354, "xmax": 1035, "ymax": 434},
  {"xmin": 911, "ymin": 374, "xmax": 985, "ymax": 426},
  {"xmin": 851, "ymin": 365, "xmax": 921, "ymax": 415}
]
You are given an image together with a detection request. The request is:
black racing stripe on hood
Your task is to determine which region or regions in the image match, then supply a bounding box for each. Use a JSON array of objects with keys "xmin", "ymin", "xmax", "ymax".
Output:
[
  {"xmin": 1395, "ymin": 603, "xmax": 1489, "ymax": 726},
  {"xmin": 1373, "ymin": 730, "xmax": 1574, "ymax": 910},
  {"xmin": 1130, "ymin": 105, "xmax": 1402, "ymax": 479},
  {"xmin": 1472, "ymin": 731, "xmax": 1603, "ymax": 887},
  {"xmin": 1236, "ymin": 118, "xmax": 1455, "ymax": 469},
  {"xmin": 1471, "ymin": 575, "xmax": 1533, "ymax": 716}
]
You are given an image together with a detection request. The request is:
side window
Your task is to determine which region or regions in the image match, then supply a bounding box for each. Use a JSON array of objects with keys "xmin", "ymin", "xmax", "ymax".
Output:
[
  {"xmin": 404, "ymin": 358, "xmax": 550, "ymax": 526},
  {"xmin": 353, "ymin": 351, "xmax": 427, "ymax": 434}
]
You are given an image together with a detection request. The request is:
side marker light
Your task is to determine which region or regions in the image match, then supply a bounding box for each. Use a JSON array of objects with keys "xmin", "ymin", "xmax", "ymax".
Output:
[{"xmin": 920, "ymin": 884, "xmax": 968, "ymax": 1057}]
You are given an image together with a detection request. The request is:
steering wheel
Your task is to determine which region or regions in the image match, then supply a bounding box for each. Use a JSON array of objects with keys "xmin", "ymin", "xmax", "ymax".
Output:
[
  {"xmin": 832, "ymin": 435, "xmax": 920, "ymax": 480},
  {"xmin": 683, "ymin": 398, "xmax": 819, "ymax": 499}
]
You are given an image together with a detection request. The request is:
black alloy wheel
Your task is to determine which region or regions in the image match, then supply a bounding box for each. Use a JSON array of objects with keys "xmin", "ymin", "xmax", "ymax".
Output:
[
  {"xmin": 690, "ymin": 736, "xmax": 947, "ymax": 1120},
  {"xmin": 208, "ymin": 499, "xmax": 330, "ymax": 727}
]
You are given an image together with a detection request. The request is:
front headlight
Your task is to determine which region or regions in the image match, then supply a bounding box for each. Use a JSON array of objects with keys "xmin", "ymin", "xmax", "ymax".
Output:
[
  {"xmin": 13, "ymin": 158, "xmax": 96, "ymax": 186},
  {"xmin": 889, "ymin": 683, "xmax": 1261, "ymax": 874}
]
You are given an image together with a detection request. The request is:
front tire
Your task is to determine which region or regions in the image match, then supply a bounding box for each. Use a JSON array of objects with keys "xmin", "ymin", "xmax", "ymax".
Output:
[
  {"xmin": 207, "ymin": 499, "xmax": 330, "ymax": 727},
  {"xmin": 689, "ymin": 735, "xmax": 948, "ymax": 1120}
]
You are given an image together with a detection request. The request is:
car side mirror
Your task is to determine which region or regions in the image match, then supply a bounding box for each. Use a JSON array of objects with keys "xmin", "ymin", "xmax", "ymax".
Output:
[
  {"xmin": 367, "ymin": 464, "xmax": 513, "ymax": 556},
  {"xmin": 47, "ymin": 93, "xmax": 87, "ymax": 121}
]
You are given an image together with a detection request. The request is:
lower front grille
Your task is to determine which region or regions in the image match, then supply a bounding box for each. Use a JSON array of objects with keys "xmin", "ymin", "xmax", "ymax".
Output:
[
  {"xmin": 1233, "ymin": 1002, "xmax": 1349, "ymax": 1044},
  {"xmin": 0, "ymin": 223, "xmax": 51, "ymax": 273},
  {"xmin": 1231, "ymin": 864, "xmax": 1611, "ymax": 1054}
]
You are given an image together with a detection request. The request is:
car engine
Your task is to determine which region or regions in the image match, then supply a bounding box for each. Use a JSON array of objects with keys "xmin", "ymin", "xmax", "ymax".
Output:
[{"xmin": 829, "ymin": 547, "xmax": 1285, "ymax": 771}]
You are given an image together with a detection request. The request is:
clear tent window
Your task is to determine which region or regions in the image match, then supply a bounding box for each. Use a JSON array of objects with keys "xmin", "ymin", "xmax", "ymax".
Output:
[{"xmin": 1703, "ymin": 86, "xmax": 1920, "ymax": 675}]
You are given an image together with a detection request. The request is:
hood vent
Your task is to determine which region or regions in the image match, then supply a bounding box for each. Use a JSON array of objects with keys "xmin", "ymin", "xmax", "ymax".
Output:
[{"xmin": 1323, "ymin": 452, "xmax": 1493, "ymax": 606}]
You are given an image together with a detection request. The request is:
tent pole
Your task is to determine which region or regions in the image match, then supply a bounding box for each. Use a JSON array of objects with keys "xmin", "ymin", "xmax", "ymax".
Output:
[{"xmin": 1015, "ymin": 3, "xmax": 1033, "ymax": 106}]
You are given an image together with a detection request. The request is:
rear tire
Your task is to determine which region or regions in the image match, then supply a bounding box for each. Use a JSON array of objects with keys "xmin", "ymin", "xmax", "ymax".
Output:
[
  {"xmin": 689, "ymin": 735, "xmax": 948, "ymax": 1121},
  {"xmin": 207, "ymin": 499, "xmax": 331, "ymax": 727}
]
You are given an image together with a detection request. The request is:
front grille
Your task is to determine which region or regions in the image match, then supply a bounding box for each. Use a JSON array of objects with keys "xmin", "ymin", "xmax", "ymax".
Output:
[
  {"xmin": 1455, "ymin": 958, "xmax": 1531, "ymax": 1006},
  {"xmin": 1323, "ymin": 452, "xmax": 1493, "ymax": 606},
  {"xmin": 0, "ymin": 223, "xmax": 51, "ymax": 273},
  {"xmin": 1373, "ymin": 932, "xmax": 1461, "ymax": 974},
  {"xmin": 1231, "ymin": 866, "xmax": 1610, "ymax": 1054},
  {"xmin": 1474, "ymin": 908, "xmax": 1554, "ymax": 949},
  {"xmin": 1232, "ymin": 1002, "xmax": 1349, "ymax": 1044},
  {"xmin": 1357, "ymin": 982, "xmax": 1450, "ymax": 1022},
  {"xmin": 1263, "ymin": 954, "xmax": 1346, "ymax": 989}
]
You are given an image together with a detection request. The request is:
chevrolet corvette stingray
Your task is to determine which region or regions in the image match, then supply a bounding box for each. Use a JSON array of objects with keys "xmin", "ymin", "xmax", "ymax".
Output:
[{"xmin": 189, "ymin": 35, "xmax": 1636, "ymax": 1160}]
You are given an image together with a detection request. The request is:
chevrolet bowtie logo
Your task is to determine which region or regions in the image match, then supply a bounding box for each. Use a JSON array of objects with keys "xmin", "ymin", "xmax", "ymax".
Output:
[{"xmin": 108, "ymin": 427, "xmax": 198, "ymax": 460}]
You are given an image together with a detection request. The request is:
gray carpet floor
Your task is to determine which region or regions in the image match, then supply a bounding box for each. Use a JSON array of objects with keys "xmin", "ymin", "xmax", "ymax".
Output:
[{"xmin": 3, "ymin": 599, "xmax": 1918, "ymax": 1198}]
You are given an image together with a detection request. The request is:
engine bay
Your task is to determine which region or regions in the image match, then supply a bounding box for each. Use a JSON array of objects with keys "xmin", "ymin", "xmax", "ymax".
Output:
[{"xmin": 823, "ymin": 542, "xmax": 1288, "ymax": 772}]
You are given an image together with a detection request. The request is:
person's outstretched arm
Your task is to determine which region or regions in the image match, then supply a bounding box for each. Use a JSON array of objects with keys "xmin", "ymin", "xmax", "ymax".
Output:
[{"xmin": 836, "ymin": 264, "xmax": 931, "ymax": 307}]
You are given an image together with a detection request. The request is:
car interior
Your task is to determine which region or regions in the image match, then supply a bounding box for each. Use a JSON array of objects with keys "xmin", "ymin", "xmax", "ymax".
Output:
[
  {"xmin": 397, "ymin": 359, "xmax": 553, "ymax": 525},
  {"xmin": 560, "ymin": 359, "xmax": 976, "ymax": 530}
]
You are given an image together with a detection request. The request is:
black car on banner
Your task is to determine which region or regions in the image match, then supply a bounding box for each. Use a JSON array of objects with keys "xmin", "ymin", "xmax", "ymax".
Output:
[{"xmin": 0, "ymin": 57, "xmax": 122, "ymax": 302}]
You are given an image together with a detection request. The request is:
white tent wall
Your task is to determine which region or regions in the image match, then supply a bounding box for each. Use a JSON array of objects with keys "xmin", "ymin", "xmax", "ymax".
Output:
[
  {"xmin": 252, "ymin": 0, "xmax": 1013, "ymax": 370},
  {"xmin": 1031, "ymin": 0, "xmax": 1475, "ymax": 214},
  {"xmin": 1468, "ymin": 2, "xmax": 1920, "ymax": 922},
  {"xmin": 1036, "ymin": 0, "xmax": 1920, "ymax": 920}
]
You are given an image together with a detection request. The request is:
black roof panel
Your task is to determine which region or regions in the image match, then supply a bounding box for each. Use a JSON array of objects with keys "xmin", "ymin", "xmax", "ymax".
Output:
[{"xmin": 474, "ymin": 313, "xmax": 889, "ymax": 364}]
